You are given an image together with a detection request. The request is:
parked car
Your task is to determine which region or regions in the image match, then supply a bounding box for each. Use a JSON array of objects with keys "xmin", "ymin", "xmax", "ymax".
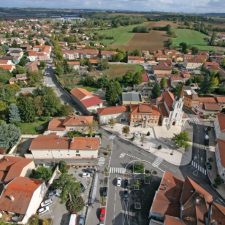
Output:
[
  {"xmin": 82, "ymin": 172, "xmax": 91, "ymax": 178},
  {"xmin": 117, "ymin": 177, "xmax": 122, "ymax": 187},
  {"xmin": 99, "ymin": 208, "xmax": 106, "ymax": 221},
  {"xmin": 83, "ymin": 168, "xmax": 96, "ymax": 174},
  {"xmin": 100, "ymin": 187, "xmax": 107, "ymax": 197},
  {"xmin": 123, "ymin": 190, "xmax": 129, "ymax": 200},
  {"xmin": 41, "ymin": 198, "xmax": 53, "ymax": 207},
  {"xmin": 48, "ymin": 189, "xmax": 61, "ymax": 197},
  {"xmin": 124, "ymin": 179, "xmax": 129, "ymax": 188},
  {"xmin": 38, "ymin": 206, "xmax": 49, "ymax": 215},
  {"xmin": 78, "ymin": 215, "xmax": 85, "ymax": 225}
]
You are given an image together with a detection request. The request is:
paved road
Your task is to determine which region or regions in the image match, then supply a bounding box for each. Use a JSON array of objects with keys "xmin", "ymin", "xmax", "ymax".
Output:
[{"xmin": 43, "ymin": 65, "xmax": 83, "ymax": 113}]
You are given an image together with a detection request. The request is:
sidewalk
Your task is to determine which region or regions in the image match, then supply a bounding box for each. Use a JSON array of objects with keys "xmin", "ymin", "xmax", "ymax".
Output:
[
  {"xmin": 206, "ymin": 129, "xmax": 225, "ymax": 199},
  {"xmin": 103, "ymin": 123, "xmax": 193, "ymax": 166}
]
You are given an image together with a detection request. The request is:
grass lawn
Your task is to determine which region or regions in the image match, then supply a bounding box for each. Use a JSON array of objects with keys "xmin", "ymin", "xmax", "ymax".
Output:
[
  {"xmin": 18, "ymin": 118, "xmax": 49, "ymax": 134},
  {"xmin": 172, "ymin": 29, "xmax": 215, "ymax": 51},
  {"xmin": 96, "ymin": 23, "xmax": 146, "ymax": 46},
  {"xmin": 90, "ymin": 64, "xmax": 144, "ymax": 79}
]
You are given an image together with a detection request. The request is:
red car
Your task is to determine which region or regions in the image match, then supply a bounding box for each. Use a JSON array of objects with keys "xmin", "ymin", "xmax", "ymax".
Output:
[{"xmin": 99, "ymin": 207, "xmax": 106, "ymax": 221}]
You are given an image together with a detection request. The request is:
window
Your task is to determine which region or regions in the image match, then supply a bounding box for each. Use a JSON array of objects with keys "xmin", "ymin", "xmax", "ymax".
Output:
[
  {"xmin": 76, "ymin": 150, "xmax": 79, "ymax": 153},
  {"xmin": 76, "ymin": 154, "xmax": 81, "ymax": 157}
]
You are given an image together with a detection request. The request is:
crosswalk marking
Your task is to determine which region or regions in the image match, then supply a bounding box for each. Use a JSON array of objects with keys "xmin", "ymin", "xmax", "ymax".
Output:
[
  {"xmin": 191, "ymin": 160, "xmax": 207, "ymax": 175},
  {"xmin": 152, "ymin": 157, "xmax": 163, "ymax": 168},
  {"xmin": 109, "ymin": 167, "xmax": 126, "ymax": 174}
]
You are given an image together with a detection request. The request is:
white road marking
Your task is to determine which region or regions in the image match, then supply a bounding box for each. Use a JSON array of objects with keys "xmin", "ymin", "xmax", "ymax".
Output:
[
  {"xmin": 152, "ymin": 157, "xmax": 163, "ymax": 167},
  {"xmin": 191, "ymin": 160, "xmax": 206, "ymax": 175},
  {"xmin": 110, "ymin": 167, "xmax": 126, "ymax": 174}
]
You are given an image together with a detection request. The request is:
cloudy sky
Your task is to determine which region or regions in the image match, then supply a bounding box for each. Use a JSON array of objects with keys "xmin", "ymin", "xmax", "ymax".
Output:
[{"xmin": 2, "ymin": 0, "xmax": 225, "ymax": 13}]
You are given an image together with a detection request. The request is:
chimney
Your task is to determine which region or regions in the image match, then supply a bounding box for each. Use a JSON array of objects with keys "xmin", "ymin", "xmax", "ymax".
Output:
[{"xmin": 8, "ymin": 195, "xmax": 14, "ymax": 201}]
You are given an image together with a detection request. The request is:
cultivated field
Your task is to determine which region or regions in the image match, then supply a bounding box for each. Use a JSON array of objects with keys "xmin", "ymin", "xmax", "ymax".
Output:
[
  {"xmin": 147, "ymin": 20, "xmax": 178, "ymax": 28},
  {"xmin": 90, "ymin": 64, "xmax": 143, "ymax": 78},
  {"xmin": 124, "ymin": 30, "xmax": 168, "ymax": 51},
  {"xmin": 172, "ymin": 28, "xmax": 215, "ymax": 50}
]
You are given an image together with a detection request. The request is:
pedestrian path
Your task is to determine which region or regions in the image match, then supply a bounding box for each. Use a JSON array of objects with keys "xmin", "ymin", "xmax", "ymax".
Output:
[
  {"xmin": 189, "ymin": 117, "xmax": 200, "ymax": 124},
  {"xmin": 109, "ymin": 167, "xmax": 126, "ymax": 174},
  {"xmin": 152, "ymin": 157, "xmax": 163, "ymax": 168},
  {"xmin": 191, "ymin": 160, "xmax": 207, "ymax": 175}
]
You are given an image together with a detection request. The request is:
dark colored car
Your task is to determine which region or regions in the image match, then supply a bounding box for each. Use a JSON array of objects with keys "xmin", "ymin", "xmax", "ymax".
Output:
[
  {"xmin": 123, "ymin": 190, "xmax": 129, "ymax": 200},
  {"xmin": 124, "ymin": 179, "xmax": 129, "ymax": 188},
  {"xmin": 101, "ymin": 187, "xmax": 107, "ymax": 197}
]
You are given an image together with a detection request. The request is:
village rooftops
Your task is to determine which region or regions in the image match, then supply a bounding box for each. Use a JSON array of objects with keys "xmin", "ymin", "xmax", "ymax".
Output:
[
  {"xmin": 0, "ymin": 156, "xmax": 33, "ymax": 183},
  {"xmin": 29, "ymin": 134, "xmax": 100, "ymax": 151},
  {"xmin": 48, "ymin": 116, "xmax": 93, "ymax": 131},
  {"xmin": 217, "ymin": 113, "xmax": 225, "ymax": 132},
  {"xmin": 0, "ymin": 177, "xmax": 42, "ymax": 215},
  {"xmin": 97, "ymin": 105, "xmax": 128, "ymax": 116},
  {"xmin": 217, "ymin": 139, "xmax": 225, "ymax": 167},
  {"xmin": 130, "ymin": 104, "xmax": 160, "ymax": 116}
]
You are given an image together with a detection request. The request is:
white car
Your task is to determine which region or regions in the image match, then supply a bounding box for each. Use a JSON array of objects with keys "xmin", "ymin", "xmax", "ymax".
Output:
[
  {"xmin": 82, "ymin": 172, "xmax": 91, "ymax": 178},
  {"xmin": 38, "ymin": 206, "xmax": 49, "ymax": 215},
  {"xmin": 41, "ymin": 198, "xmax": 53, "ymax": 207},
  {"xmin": 117, "ymin": 177, "xmax": 122, "ymax": 187}
]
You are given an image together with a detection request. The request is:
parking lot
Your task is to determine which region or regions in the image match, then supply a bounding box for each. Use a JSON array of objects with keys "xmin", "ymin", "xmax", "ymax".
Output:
[{"xmin": 39, "ymin": 166, "xmax": 94, "ymax": 225}]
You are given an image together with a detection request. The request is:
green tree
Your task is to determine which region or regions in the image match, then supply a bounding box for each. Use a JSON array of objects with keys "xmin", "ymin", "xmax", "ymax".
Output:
[
  {"xmin": 105, "ymin": 81, "xmax": 122, "ymax": 105},
  {"xmin": 160, "ymin": 77, "xmax": 168, "ymax": 89},
  {"xmin": 97, "ymin": 59, "xmax": 109, "ymax": 71},
  {"xmin": 172, "ymin": 131, "xmax": 190, "ymax": 149},
  {"xmin": 133, "ymin": 162, "xmax": 145, "ymax": 173},
  {"xmin": 8, "ymin": 103, "xmax": 21, "ymax": 124},
  {"xmin": 122, "ymin": 126, "xmax": 130, "ymax": 136},
  {"xmin": 30, "ymin": 166, "xmax": 53, "ymax": 181},
  {"xmin": 179, "ymin": 42, "xmax": 188, "ymax": 54},
  {"xmin": 0, "ymin": 122, "xmax": 21, "ymax": 150},
  {"xmin": 209, "ymin": 32, "xmax": 216, "ymax": 46},
  {"xmin": 200, "ymin": 74, "xmax": 213, "ymax": 94},
  {"xmin": 152, "ymin": 83, "xmax": 161, "ymax": 99},
  {"xmin": 66, "ymin": 195, "xmax": 85, "ymax": 213},
  {"xmin": 58, "ymin": 161, "xmax": 68, "ymax": 174},
  {"xmin": 191, "ymin": 46, "xmax": 199, "ymax": 55},
  {"xmin": 17, "ymin": 96, "xmax": 36, "ymax": 122}
]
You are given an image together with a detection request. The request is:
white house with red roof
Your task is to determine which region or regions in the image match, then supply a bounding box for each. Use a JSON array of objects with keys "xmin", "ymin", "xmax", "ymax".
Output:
[
  {"xmin": 29, "ymin": 133, "xmax": 100, "ymax": 159},
  {"xmin": 0, "ymin": 177, "xmax": 46, "ymax": 224},
  {"xmin": 70, "ymin": 88, "xmax": 103, "ymax": 114},
  {"xmin": 158, "ymin": 91, "xmax": 184, "ymax": 127},
  {"xmin": 97, "ymin": 105, "xmax": 129, "ymax": 125},
  {"xmin": 28, "ymin": 45, "xmax": 52, "ymax": 61},
  {"xmin": 214, "ymin": 113, "xmax": 225, "ymax": 180}
]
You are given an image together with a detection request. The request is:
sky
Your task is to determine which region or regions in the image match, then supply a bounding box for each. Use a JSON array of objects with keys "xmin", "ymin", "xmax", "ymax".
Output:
[{"xmin": 2, "ymin": 0, "xmax": 225, "ymax": 13}]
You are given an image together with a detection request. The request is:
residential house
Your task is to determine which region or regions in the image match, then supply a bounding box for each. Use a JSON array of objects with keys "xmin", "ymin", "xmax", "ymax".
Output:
[
  {"xmin": 29, "ymin": 134, "xmax": 100, "ymax": 159},
  {"xmin": 97, "ymin": 106, "xmax": 129, "ymax": 125},
  {"xmin": 70, "ymin": 88, "xmax": 103, "ymax": 114},
  {"xmin": 216, "ymin": 96, "xmax": 225, "ymax": 109},
  {"xmin": 46, "ymin": 115, "xmax": 93, "ymax": 136},
  {"xmin": 8, "ymin": 48, "xmax": 24, "ymax": 61},
  {"xmin": 9, "ymin": 74, "xmax": 27, "ymax": 85},
  {"xmin": 149, "ymin": 171, "xmax": 225, "ymax": 224},
  {"xmin": 0, "ymin": 156, "xmax": 35, "ymax": 184},
  {"xmin": 100, "ymin": 50, "xmax": 117, "ymax": 61},
  {"xmin": 0, "ymin": 64, "xmax": 15, "ymax": 72},
  {"xmin": 127, "ymin": 56, "xmax": 145, "ymax": 64},
  {"xmin": 122, "ymin": 92, "xmax": 143, "ymax": 105},
  {"xmin": 184, "ymin": 54, "xmax": 207, "ymax": 71},
  {"xmin": 25, "ymin": 61, "xmax": 39, "ymax": 73},
  {"xmin": 130, "ymin": 104, "xmax": 160, "ymax": 127},
  {"xmin": 169, "ymin": 71, "xmax": 190, "ymax": 88},
  {"xmin": 67, "ymin": 61, "xmax": 80, "ymax": 70},
  {"xmin": 158, "ymin": 91, "xmax": 184, "ymax": 127},
  {"xmin": 28, "ymin": 45, "xmax": 52, "ymax": 61},
  {"xmin": 62, "ymin": 49, "xmax": 99, "ymax": 60},
  {"xmin": 153, "ymin": 60, "xmax": 172, "ymax": 81},
  {"xmin": 0, "ymin": 177, "xmax": 46, "ymax": 224}
]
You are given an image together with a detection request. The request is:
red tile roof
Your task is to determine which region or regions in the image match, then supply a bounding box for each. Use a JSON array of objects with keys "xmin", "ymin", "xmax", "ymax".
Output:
[
  {"xmin": 211, "ymin": 202, "xmax": 225, "ymax": 224},
  {"xmin": 70, "ymin": 137, "xmax": 100, "ymax": 151},
  {"xmin": 0, "ymin": 177, "xmax": 42, "ymax": 214},
  {"xmin": 81, "ymin": 96, "xmax": 103, "ymax": 108},
  {"xmin": 164, "ymin": 216, "xmax": 185, "ymax": 225},
  {"xmin": 130, "ymin": 104, "xmax": 160, "ymax": 116},
  {"xmin": 97, "ymin": 106, "xmax": 128, "ymax": 116},
  {"xmin": 198, "ymin": 97, "xmax": 217, "ymax": 104},
  {"xmin": 204, "ymin": 103, "xmax": 221, "ymax": 111},
  {"xmin": 67, "ymin": 61, "xmax": 80, "ymax": 65},
  {"xmin": 162, "ymin": 91, "xmax": 174, "ymax": 111},
  {"xmin": 216, "ymin": 96, "xmax": 225, "ymax": 104},
  {"xmin": 217, "ymin": 113, "xmax": 225, "ymax": 132},
  {"xmin": 150, "ymin": 171, "xmax": 183, "ymax": 218},
  {"xmin": 0, "ymin": 156, "xmax": 32, "ymax": 183},
  {"xmin": 30, "ymin": 134, "xmax": 69, "ymax": 150},
  {"xmin": 70, "ymin": 88, "xmax": 92, "ymax": 101},
  {"xmin": 217, "ymin": 139, "xmax": 225, "ymax": 167},
  {"xmin": 0, "ymin": 64, "xmax": 14, "ymax": 71}
]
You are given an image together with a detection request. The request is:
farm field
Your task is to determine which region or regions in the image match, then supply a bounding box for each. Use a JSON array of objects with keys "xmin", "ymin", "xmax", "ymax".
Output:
[
  {"xmin": 96, "ymin": 22, "xmax": 169, "ymax": 51},
  {"xmin": 123, "ymin": 30, "xmax": 168, "ymax": 51},
  {"xmin": 172, "ymin": 28, "xmax": 215, "ymax": 51},
  {"xmin": 147, "ymin": 20, "xmax": 178, "ymax": 28},
  {"xmin": 90, "ymin": 63, "xmax": 143, "ymax": 79}
]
